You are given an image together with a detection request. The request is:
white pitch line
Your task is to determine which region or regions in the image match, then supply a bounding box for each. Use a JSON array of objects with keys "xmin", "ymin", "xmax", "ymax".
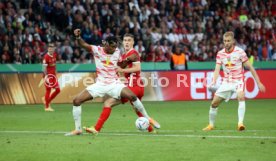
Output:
[
  {"xmin": 0, "ymin": 130, "xmax": 276, "ymax": 139},
  {"xmin": 102, "ymin": 129, "xmax": 276, "ymax": 133}
]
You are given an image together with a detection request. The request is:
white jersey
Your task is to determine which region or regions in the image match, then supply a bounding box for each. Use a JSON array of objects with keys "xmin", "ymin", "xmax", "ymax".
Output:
[
  {"xmin": 216, "ymin": 46, "xmax": 248, "ymax": 83},
  {"xmin": 90, "ymin": 45, "xmax": 121, "ymax": 84}
]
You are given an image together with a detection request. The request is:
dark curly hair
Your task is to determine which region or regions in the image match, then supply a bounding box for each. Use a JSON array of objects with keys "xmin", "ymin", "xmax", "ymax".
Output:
[{"xmin": 105, "ymin": 36, "xmax": 119, "ymax": 46}]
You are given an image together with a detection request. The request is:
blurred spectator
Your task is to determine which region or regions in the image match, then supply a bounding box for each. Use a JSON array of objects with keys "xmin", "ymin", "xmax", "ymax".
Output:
[
  {"xmin": 0, "ymin": 0, "xmax": 275, "ymax": 64},
  {"xmin": 237, "ymin": 38, "xmax": 247, "ymax": 51},
  {"xmin": 134, "ymin": 40, "xmax": 145, "ymax": 57},
  {"xmin": 170, "ymin": 46, "xmax": 188, "ymax": 70},
  {"xmin": 247, "ymin": 47, "xmax": 255, "ymax": 65},
  {"xmin": 60, "ymin": 39, "xmax": 73, "ymax": 63},
  {"xmin": 71, "ymin": 48, "xmax": 81, "ymax": 63},
  {"xmin": 271, "ymin": 42, "xmax": 276, "ymax": 61},
  {"xmin": 102, "ymin": 27, "xmax": 114, "ymax": 40},
  {"xmin": 72, "ymin": 0, "xmax": 85, "ymax": 14},
  {"xmin": 258, "ymin": 40, "xmax": 272, "ymax": 61}
]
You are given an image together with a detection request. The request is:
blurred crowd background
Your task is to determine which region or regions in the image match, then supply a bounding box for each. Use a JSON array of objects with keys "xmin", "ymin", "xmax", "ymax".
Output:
[{"xmin": 0, "ymin": 0, "xmax": 275, "ymax": 64}]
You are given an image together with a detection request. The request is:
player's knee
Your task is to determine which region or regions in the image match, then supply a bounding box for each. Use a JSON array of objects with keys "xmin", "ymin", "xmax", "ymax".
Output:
[
  {"xmin": 73, "ymin": 97, "xmax": 82, "ymax": 106},
  {"xmin": 237, "ymin": 95, "xmax": 245, "ymax": 101},
  {"xmin": 238, "ymin": 97, "xmax": 245, "ymax": 101},
  {"xmin": 129, "ymin": 95, "xmax": 137, "ymax": 102},
  {"xmin": 103, "ymin": 101, "xmax": 112, "ymax": 107},
  {"xmin": 211, "ymin": 102, "xmax": 219, "ymax": 108}
]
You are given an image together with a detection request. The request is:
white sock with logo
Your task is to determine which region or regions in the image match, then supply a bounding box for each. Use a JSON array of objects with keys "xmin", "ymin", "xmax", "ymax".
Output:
[
  {"xmin": 238, "ymin": 101, "xmax": 246, "ymax": 124},
  {"xmin": 73, "ymin": 106, "xmax": 82, "ymax": 131},
  {"xmin": 132, "ymin": 99, "xmax": 150, "ymax": 119},
  {"xmin": 209, "ymin": 106, "xmax": 218, "ymax": 126}
]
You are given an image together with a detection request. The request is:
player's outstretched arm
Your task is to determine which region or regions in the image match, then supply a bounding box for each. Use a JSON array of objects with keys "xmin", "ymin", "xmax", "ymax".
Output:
[
  {"xmin": 243, "ymin": 60, "xmax": 266, "ymax": 92},
  {"xmin": 207, "ymin": 63, "xmax": 221, "ymax": 92},
  {"xmin": 117, "ymin": 54, "xmax": 140, "ymax": 73},
  {"xmin": 212, "ymin": 63, "xmax": 221, "ymax": 85},
  {"xmin": 74, "ymin": 29, "xmax": 91, "ymax": 51},
  {"xmin": 118, "ymin": 62, "xmax": 141, "ymax": 73}
]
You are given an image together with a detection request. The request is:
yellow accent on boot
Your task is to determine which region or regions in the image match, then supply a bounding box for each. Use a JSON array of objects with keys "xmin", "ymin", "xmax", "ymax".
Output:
[
  {"xmin": 83, "ymin": 126, "xmax": 99, "ymax": 135},
  {"xmin": 64, "ymin": 130, "xmax": 82, "ymax": 136},
  {"xmin": 149, "ymin": 118, "xmax": 161, "ymax": 129},
  {"xmin": 202, "ymin": 124, "xmax": 214, "ymax": 131}
]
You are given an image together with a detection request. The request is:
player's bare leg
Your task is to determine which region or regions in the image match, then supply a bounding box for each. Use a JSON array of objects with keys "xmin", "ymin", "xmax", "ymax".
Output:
[
  {"xmin": 120, "ymin": 87, "xmax": 160, "ymax": 129},
  {"xmin": 203, "ymin": 95, "xmax": 224, "ymax": 131},
  {"xmin": 237, "ymin": 91, "xmax": 246, "ymax": 131},
  {"xmin": 65, "ymin": 89, "xmax": 93, "ymax": 136}
]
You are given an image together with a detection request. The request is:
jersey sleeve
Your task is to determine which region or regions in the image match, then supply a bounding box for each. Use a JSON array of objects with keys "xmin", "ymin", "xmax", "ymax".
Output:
[
  {"xmin": 89, "ymin": 45, "xmax": 99, "ymax": 56},
  {"xmin": 43, "ymin": 55, "xmax": 48, "ymax": 66},
  {"xmin": 216, "ymin": 52, "xmax": 222, "ymax": 65},
  {"xmin": 240, "ymin": 51, "xmax": 248, "ymax": 63},
  {"xmin": 131, "ymin": 50, "xmax": 140, "ymax": 63}
]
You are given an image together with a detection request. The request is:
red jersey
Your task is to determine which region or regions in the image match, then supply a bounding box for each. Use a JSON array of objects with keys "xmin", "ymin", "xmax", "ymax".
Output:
[
  {"xmin": 122, "ymin": 49, "xmax": 143, "ymax": 87},
  {"xmin": 43, "ymin": 52, "xmax": 57, "ymax": 75}
]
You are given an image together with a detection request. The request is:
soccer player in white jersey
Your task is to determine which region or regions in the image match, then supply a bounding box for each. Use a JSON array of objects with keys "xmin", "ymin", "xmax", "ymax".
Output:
[
  {"xmin": 88, "ymin": 34, "xmax": 160, "ymax": 134},
  {"xmin": 65, "ymin": 29, "xmax": 159, "ymax": 136},
  {"xmin": 203, "ymin": 31, "xmax": 266, "ymax": 131}
]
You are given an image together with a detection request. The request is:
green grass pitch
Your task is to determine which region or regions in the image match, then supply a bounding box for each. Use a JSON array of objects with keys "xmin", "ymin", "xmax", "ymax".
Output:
[{"xmin": 0, "ymin": 100, "xmax": 276, "ymax": 161}]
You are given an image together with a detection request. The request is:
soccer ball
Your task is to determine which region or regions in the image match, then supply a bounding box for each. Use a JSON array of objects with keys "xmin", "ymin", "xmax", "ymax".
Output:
[{"xmin": 135, "ymin": 117, "xmax": 150, "ymax": 131}]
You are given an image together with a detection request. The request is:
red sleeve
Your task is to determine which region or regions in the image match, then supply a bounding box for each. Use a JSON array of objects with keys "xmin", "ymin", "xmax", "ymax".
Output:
[
  {"xmin": 130, "ymin": 50, "xmax": 140, "ymax": 62},
  {"xmin": 43, "ymin": 55, "xmax": 49, "ymax": 65},
  {"xmin": 54, "ymin": 52, "xmax": 58, "ymax": 61}
]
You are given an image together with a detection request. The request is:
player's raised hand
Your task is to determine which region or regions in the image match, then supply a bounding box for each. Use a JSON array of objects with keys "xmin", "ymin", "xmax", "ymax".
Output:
[
  {"xmin": 116, "ymin": 66, "xmax": 124, "ymax": 73},
  {"xmin": 74, "ymin": 29, "xmax": 81, "ymax": 38},
  {"xmin": 207, "ymin": 81, "xmax": 218, "ymax": 93},
  {"xmin": 258, "ymin": 82, "xmax": 266, "ymax": 93}
]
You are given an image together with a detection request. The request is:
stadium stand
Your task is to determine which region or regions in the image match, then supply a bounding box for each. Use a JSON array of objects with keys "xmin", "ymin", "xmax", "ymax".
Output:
[{"xmin": 0, "ymin": 0, "xmax": 275, "ymax": 64}]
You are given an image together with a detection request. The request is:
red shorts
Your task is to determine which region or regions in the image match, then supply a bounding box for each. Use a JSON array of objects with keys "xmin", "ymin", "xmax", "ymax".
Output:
[
  {"xmin": 44, "ymin": 74, "xmax": 60, "ymax": 89},
  {"xmin": 121, "ymin": 85, "xmax": 144, "ymax": 103}
]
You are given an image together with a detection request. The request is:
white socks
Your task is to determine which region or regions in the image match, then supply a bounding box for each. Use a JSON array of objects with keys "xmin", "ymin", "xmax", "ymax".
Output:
[
  {"xmin": 238, "ymin": 101, "xmax": 246, "ymax": 124},
  {"xmin": 132, "ymin": 99, "xmax": 150, "ymax": 119},
  {"xmin": 209, "ymin": 107, "xmax": 218, "ymax": 126},
  {"xmin": 73, "ymin": 106, "xmax": 82, "ymax": 131}
]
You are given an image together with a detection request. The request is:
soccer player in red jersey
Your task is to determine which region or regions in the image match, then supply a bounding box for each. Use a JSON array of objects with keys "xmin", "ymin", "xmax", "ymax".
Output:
[
  {"xmin": 89, "ymin": 34, "xmax": 160, "ymax": 134},
  {"xmin": 42, "ymin": 42, "xmax": 60, "ymax": 112}
]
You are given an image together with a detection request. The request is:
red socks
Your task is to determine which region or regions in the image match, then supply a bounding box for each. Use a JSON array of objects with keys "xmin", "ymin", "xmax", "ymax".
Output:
[
  {"xmin": 45, "ymin": 88, "xmax": 60, "ymax": 108},
  {"xmin": 45, "ymin": 88, "xmax": 51, "ymax": 108},
  {"xmin": 50, "ymin": 88, "xmax": 60, "ymax": 101},
  {"xmin": 94, "ymin": 107, "xmax": 153, "ymax": 132},
  {"xmin": 135, "ymin": 110, "xmax": 143, "ymax": 117},
  {"xmin": 95, "ymin": 107, "xmax": 112, "ymax": 131},
  {"xmin": 147, "ymin": 125, "xmax": 154, "ymax": 132}
]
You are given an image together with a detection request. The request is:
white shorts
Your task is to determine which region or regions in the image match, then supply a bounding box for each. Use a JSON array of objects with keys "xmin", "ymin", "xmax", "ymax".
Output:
[
  {"xmin": 215, "ymin": 81, "xmax": 244, "ymax": 102},
  {"xmin": 86, "ymin": 81, "xmax": 126, "ymax": 99}
]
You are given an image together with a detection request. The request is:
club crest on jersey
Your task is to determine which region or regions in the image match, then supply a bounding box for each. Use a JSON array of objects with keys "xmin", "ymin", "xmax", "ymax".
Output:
[
  {"xmin": 102, "ymin": 57, "xmax": 114, "ymax": 66},
  {"xmin": 225, "ymin": 57, "xmax": 234, "ymax": 68},
  {"xmin": 106, "ymin": 56, "xmax": 110, "ymax": 65}
]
